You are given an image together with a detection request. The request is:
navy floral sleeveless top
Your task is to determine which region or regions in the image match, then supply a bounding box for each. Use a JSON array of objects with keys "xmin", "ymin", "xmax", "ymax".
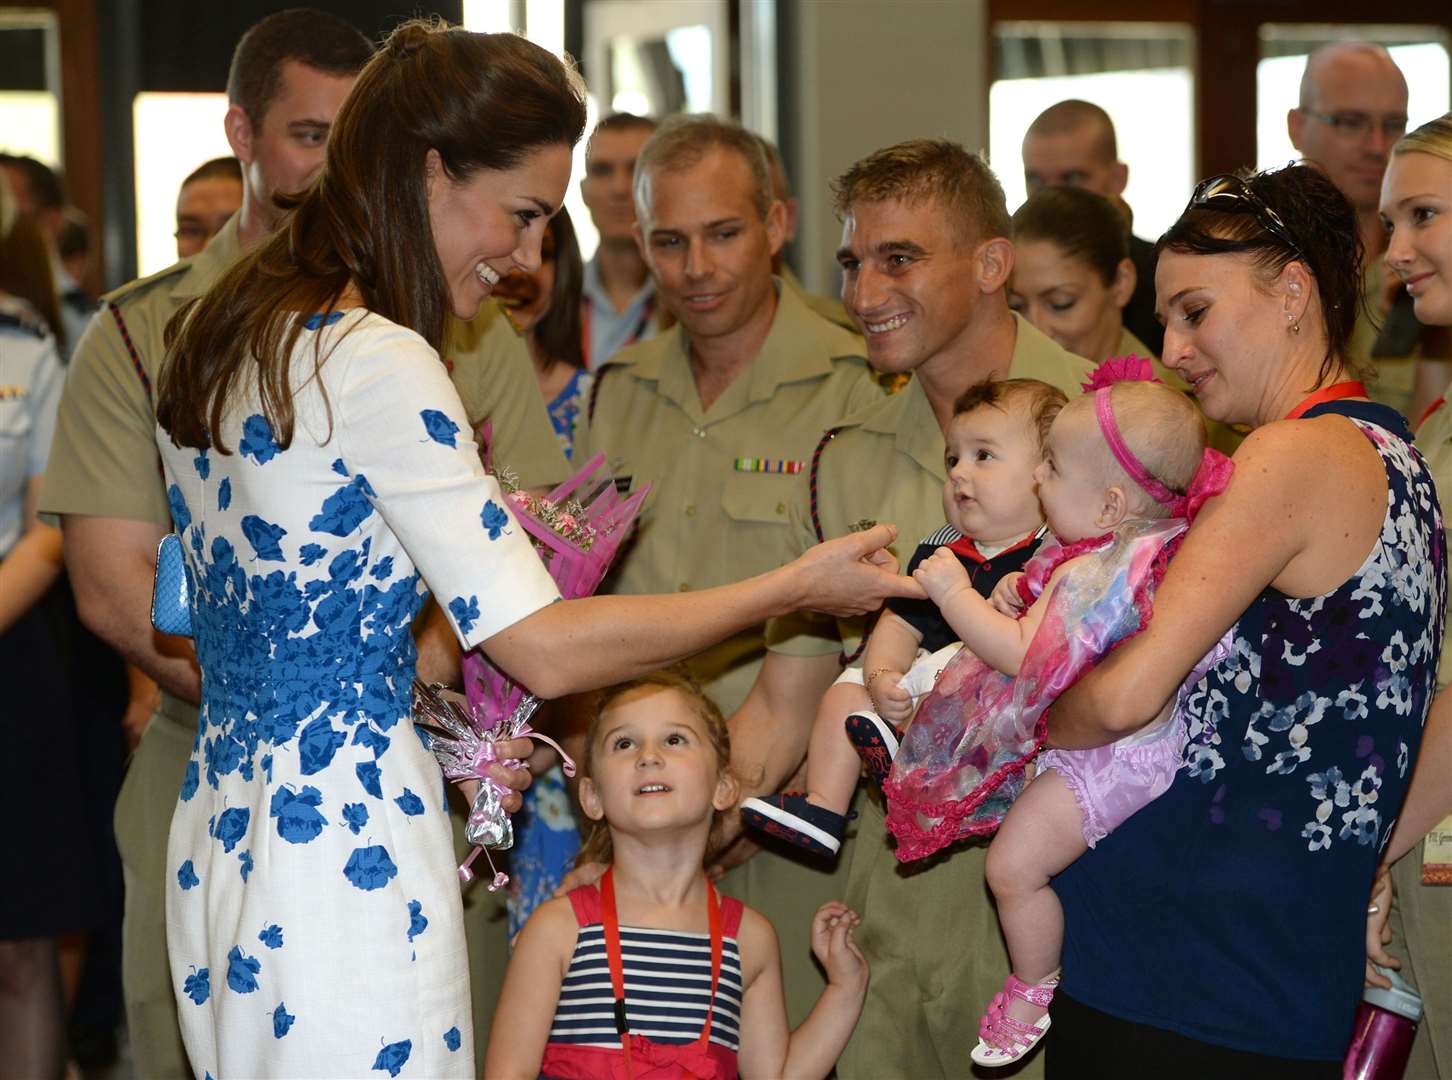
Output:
[{"xmin": 1053, "ymin": 400, "xmax": 1446, "ymax": 1061}]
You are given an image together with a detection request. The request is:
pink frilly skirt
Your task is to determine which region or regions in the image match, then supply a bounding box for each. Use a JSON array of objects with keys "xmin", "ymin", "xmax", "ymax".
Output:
[{"xmin": 1037, "ymin": 706, "xmax": 1185, "ymax": 847}]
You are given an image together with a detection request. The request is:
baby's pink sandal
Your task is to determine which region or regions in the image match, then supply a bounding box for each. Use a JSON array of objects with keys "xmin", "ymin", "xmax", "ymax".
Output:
[{"xmin": 969, "ymin": 970, "xmax": 1059, "ymax": 1068}]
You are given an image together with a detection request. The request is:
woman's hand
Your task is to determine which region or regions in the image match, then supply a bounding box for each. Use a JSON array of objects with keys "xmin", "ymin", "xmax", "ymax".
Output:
[
  {"xmin": 1364, "ymin": 863, "xmax": 1399, "ymax": 988},
  {"xmin": 791, "ymin": 524, "xmax": 925, "ymax": 616},
  {"xmin": 991, "ymin": 572, "xmax": 1027, "ymax": 616},
  {"xmin": 913, "ymin": 547, "xmax": 972, "ymax": 607},
  {"xmin": 810, "ymin": 901, "xmax": 867, "ymax": 994},
  {"xmin": 473, "ymin": 736, "xmax": 535, "ymax": 814}
]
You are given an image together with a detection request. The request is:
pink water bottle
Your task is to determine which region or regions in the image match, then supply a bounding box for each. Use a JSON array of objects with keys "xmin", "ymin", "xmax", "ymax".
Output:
[{"xmin": 1344, "ymin": 964, "xmax": 1422, "ymax": 1080}]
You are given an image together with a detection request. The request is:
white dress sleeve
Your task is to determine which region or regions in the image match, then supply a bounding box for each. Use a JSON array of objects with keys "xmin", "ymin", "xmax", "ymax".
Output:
[{"xmin": 336, "ymin": 318, "xmax": 561, "ymax": 648}]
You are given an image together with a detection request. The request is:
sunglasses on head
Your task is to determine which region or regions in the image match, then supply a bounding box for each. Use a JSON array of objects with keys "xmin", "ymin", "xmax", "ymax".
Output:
[{"xmin": 1187, "ymin": 174, "xmax": 1311, "ymax": 267}]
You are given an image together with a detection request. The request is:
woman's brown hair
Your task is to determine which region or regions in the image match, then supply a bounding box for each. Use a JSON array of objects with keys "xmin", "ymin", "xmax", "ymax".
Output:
[
  {"xmin": 157, "ymin": 19, "xmax": 587, "ymax": 451},
  {"xmin": 0, "ymin": 213, "xmax": 65, "ymax": 350},
  {"xmin": 576, "ymin": 671, "xmax": 735, "ymax": 868}
]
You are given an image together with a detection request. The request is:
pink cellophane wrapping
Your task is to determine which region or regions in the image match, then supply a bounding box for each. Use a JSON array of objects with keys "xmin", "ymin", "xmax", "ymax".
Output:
[
  {"xmin": 460, "ymin": 452, "xmax": 650, "ymax": 732},
  {"xmin": 413, "ymin": 443, "xmax": 648, "ymax": 887},
  {"xmin": 882, "ymin": 517, "xmax": 1187, "ymax": 862}
]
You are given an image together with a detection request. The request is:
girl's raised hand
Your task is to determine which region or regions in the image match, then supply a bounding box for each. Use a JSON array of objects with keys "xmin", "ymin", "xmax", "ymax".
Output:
[{"xmin": 810, "ymin": 901, "xmax": 868, "ymax": 994}]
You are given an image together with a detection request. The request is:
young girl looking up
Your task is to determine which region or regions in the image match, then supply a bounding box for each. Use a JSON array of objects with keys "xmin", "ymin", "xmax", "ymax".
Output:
[
  {"xmin": 486, "ymin": 673, "xmax": 869, "ymax": 1080},
  {"xmin": 740, "ymin": 379, "xmax": 1062, "ymax": 856},
  {"xmin": 885, "ymin": 365, "xmax": 1229, "ymax": 1067}
]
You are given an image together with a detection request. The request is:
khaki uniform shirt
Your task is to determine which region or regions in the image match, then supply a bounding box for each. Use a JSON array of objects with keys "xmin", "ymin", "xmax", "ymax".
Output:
[
  {"xmin": 770, "ymin": 313, "xmax": 1094, "ymax": 660},
  {"xmin": 576, "ymin": 281, "xmax": 884, "ymax": 713}
]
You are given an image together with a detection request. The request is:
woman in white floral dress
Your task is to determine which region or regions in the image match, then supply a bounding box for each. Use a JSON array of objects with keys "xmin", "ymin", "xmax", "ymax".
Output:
[{"xmin": 153, "ymin": 22, "xmax": 917, "ymax": 1079}]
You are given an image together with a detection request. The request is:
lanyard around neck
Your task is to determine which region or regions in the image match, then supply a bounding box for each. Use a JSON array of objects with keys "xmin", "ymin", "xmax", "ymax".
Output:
[
  {"xmin": 599, "ymin": 867, "xmax": 723, "ymax": 1078},
  {"xmin": 1284, "ymin": 380, "xmax": 1368, "ymax": 420}
]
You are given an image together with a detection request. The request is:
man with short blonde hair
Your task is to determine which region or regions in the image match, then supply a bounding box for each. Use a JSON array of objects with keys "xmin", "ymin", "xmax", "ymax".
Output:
[
  {"xmin": 729, "ymin": 138, "xmax": 1091, "ymax": 1078},
  {"xmin": 634, "ymin": 113, "xmax": 775, "ymax": 220},
  {"xmin": 833, "ymin": 137, "xmax": 1012, "ymax": 243}
]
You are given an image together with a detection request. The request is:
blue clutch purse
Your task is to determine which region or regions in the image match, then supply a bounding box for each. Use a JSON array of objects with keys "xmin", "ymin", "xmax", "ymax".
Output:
[{"xmin": 151, "ymin": 533, "xmax": 193, "ymax": 637}]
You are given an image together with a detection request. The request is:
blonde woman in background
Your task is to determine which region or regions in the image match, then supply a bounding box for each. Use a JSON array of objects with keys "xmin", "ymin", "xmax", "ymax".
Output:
[{"xmin": 1374, "ymin": 110, "xmax": 1452, "ymax": 1080}]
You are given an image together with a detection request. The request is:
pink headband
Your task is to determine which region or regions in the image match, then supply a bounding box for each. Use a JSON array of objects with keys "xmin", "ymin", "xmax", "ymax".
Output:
[{"xmin": 1082, "ymin": 355, "xmax": 1233, "ymax": 522}]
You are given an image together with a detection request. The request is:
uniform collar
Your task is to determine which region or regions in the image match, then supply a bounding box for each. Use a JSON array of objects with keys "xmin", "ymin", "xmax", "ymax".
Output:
[
  {"xmin": 947, "ymin": 525, "xmax": 1046, "ymax": 563},
  {"xmin": 171, "ymin": 213, "xmax": 245, "ymax": 301},
  {"xmin": 1117, "ymin": 326, "xmax": 1151, "ymax": 361},
  {"xmin": 615, "ymin": 278, "xmax": 855, "ymax": 421}
]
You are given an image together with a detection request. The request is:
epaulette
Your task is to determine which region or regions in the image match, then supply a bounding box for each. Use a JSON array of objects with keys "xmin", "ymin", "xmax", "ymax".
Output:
[
  {"xmin": 100, "ymin": 256, "xmax": 194, "ymax": 307},
  {"xmin": 0, "ymin": 309, "xmax": 47, "ymax": 340}
]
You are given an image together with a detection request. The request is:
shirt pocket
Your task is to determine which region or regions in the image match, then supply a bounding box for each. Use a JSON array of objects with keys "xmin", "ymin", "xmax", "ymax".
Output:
[
  {"xmin": 0, "ymin": 393, "xmax": 33, "ymax": 461},
  {"xmin": 721, "ymin": 471, "xmax": 799, "ymax": 530}
]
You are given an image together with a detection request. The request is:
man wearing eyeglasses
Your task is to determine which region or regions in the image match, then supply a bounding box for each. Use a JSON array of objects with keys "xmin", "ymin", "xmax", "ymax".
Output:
[
  {"xmin": 1289, "ymin": 42, "xmax": 1408, "ymax": 257},
  {"xmin": 1288, "ymin": 42, "xmax": 1447, "ymax": 420}
]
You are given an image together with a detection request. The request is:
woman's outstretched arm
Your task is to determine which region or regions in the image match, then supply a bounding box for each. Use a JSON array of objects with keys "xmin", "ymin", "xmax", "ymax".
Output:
[{"xmin": 482, "ymin": 523, "xmax": 925, "ymax": 699}]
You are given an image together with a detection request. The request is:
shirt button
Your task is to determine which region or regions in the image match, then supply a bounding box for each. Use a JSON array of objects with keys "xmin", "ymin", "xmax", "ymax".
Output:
[
  {"xmin": 678, "ymin": 583, "xmax": 690, "ymax": 592},
  {"xmin": 685, "ymin": 504, "xmax": 697, "ymax": 517},
  {"xmin": 776, "ymin": 502, "xmax": 786, "ymax": 515}
]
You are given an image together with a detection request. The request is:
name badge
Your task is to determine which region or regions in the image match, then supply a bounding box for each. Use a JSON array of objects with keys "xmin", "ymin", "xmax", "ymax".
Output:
[{"xmin": 1423, "ymin": 813, "xmax": 1452, "ymax": 885}]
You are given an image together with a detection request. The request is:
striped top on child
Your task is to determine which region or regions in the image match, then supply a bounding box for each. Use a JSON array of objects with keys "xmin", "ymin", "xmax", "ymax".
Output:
[{"xmin": 540, "ymin": 881, "xmax": 745, "ymax": 1079}]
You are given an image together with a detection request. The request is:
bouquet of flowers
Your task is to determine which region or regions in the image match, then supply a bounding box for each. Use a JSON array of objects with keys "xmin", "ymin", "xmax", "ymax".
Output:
[{"xmin": 414, "ymin": 449, "xmax": 649, "ymax": 888}]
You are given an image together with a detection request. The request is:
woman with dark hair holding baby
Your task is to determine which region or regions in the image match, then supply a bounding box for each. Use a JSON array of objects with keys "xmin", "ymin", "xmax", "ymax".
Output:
[{"xmin": 1045, "ymin": 163, "xmax": 1445, "ymax": 1077}]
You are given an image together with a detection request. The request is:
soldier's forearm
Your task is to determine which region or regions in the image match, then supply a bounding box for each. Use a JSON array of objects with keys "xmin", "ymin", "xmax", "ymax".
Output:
[{"xmin": 63, "ymin": 514, "xmax": 202, "ymax": 705}]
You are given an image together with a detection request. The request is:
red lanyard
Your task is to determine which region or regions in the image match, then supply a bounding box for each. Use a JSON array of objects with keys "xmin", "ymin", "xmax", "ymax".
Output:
[
  {"xmin": 600, "ymin": 867, "xmax": 723, "ymax": 1080},
  {"xmin": 1284, "ymin": 380, "xmax": 1368, "ymax": 420}
]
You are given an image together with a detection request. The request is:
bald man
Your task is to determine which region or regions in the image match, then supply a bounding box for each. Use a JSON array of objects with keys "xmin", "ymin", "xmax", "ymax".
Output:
[
  {"xmin": 1288, "ymin": 43, "xmax": 1408, "ymax": 256},
  {"xmin": 1289, "ymin": 43, "xmax": 1445, "ymax": 420},
  {"xmin": 1021, "ymin": 99, "xmax": 1162, "ymax": 356}
]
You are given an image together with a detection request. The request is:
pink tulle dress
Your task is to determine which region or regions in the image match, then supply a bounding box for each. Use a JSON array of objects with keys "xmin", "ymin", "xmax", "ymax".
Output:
[{"xmin": 883, "ymin": 517, "xmax": 1192, "ymax": 861}]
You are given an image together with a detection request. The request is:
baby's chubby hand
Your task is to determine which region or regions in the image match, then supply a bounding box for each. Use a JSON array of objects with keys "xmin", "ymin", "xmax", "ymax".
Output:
[
  {"xmin": 867, "ymin": 670, "xmax": 913, "ymax": 724},
  {"xmin": 810, "ymin": 901, "xmax": 867, "ymax": 994},
  {"xmin": 990, "ymin": 572, "xmax": 1027, "ymax": 616},
  {"xmin": 913, "ymin": 547, "xmax": 972, "ymax": 605}
]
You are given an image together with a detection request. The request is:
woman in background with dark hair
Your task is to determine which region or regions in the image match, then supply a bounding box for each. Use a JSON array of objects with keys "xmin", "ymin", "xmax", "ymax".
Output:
[
  {"xmin": 1009, "ymin": 185, "xmax": 1148, "ymax": 368},
  {"xmin": 496, "ymin": 206, "xmax": 591, "ymax": 460},
  {"xmin": 1043, "ymin": 163, "xmax": 1444, "ymax": 1077},
  {"xmin": 153, "ymin": 20, "xmax": 913, "ymax": 1078}
]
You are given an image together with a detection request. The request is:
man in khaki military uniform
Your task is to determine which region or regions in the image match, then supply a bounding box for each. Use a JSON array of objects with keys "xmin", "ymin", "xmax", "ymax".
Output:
[
  {"xmin": 38, "ymin": 13, "xmax": 563, "ymax": 1077},
  {"xmin": 728, "ymin": 140, "xmax": 1092, "ymax": 1078},
  {"xmin": 575, "ymin": 115, "xmax": 884, "ymax": 1023}
]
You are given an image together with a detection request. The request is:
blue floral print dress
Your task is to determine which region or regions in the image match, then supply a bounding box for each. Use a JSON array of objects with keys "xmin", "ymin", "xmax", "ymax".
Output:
[
  {"xmin": 1053, "ymin": 400, "xmax": 1446, "ymax": 1062},
  {"xmin": 158, "ymin": 311, "xmax": 560, "ymax": 1079}
]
